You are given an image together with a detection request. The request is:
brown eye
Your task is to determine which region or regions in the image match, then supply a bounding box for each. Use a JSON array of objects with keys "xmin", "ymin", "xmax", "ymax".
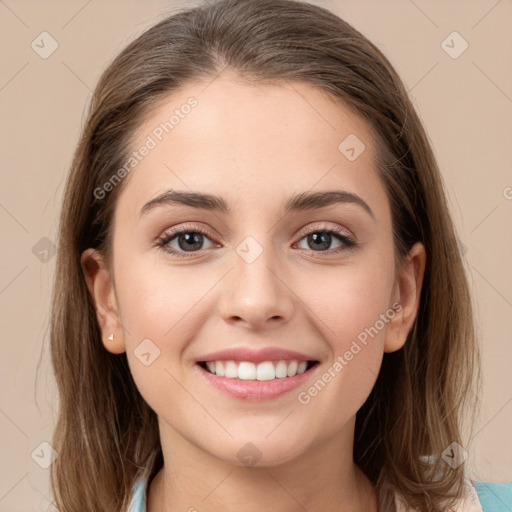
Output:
[
  {"xmin": 295, "ymin": 228, "xmax": 355, "ymax": 253},
  {"xmin": 156, "ymin": 225, "xmax": 217, "ymax": 258},
  {"xmin": 174, "ymin": 232, "xmax": 207, "ymax": 252}
]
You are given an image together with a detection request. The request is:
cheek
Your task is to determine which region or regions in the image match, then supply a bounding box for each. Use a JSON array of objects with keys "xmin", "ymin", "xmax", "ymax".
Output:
[
  {"xmin": 110, "ymin": 254, "xmax": 196, "ymax": 400},
  {"xmin": 302, "ymin": 259, "xmax": 395, "ymax": 348},
  {"xmin": 114, "ymin": 253, "xmax": 209, "ymax": 341},
  {"xmin": 294, "ymin": 257, "xmax": 395, "ymax": 403},
  {"xmin": 290, "ymin": 289, "xmax": 391, "ymax": 447}
]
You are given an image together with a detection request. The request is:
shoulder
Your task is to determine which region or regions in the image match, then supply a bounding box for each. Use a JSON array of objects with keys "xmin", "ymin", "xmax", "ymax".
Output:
[
  {"xmin": 473, "ymin": 481, "xmax": 512, "ymax": 512},
  {"xmin": 395, "ymin": 479, "xmax": 512, "ymax": 512},
  {"xmin": 125, "ymin": 473, "xmax": 512, "ymax": 512}
]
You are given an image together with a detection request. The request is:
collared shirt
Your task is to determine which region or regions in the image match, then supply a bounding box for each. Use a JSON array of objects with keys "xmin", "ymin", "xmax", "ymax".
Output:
[{"xmin": 127, "ymin": 473, "xmax": 511, "ymax": 512}]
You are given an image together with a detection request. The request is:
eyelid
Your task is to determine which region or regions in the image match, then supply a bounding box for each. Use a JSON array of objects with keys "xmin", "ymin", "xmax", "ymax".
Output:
[
  {"xmin": 295, "ymin": 222, "xmax": 353, "ymax": 240},
  {"xmin": 158, "ymin": 222, "xmax": 217, "ymax": 240}
]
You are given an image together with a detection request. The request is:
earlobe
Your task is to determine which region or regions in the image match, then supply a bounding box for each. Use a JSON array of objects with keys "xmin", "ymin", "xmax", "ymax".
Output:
[
  {"xmin": 80, "ymin": 248, "xmax": 126, "ymax": 354},
  {"xmin": 384, "ymin": 242, "xmax": 426, "ymax": 353}
]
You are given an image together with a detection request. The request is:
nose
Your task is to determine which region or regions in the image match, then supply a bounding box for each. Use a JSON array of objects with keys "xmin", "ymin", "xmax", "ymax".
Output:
[{"xmin": 217, "ymin": 239, "xmax": 295, "ymax": 330}]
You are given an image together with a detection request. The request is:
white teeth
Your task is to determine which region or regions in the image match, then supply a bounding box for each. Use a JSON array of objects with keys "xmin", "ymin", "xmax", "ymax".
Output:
[
  {"xmin": 225, "ymin": 360, "xmax": 238, "ymax": 378},
  {"xmin": 256, "ymin": 361, "xmax": 275, "ymax": 381},
  {"xmin": 238, "ymin": 362, "xmax": 256, "ymax": 380},
  {"xmin": 297, "ymin": 361, "xmax": 307, "ymax": 374},
  {"xmin": 287, "ymin": 360, "xmax": 298, "ymax": 377},
  {"xmin": 203, "ymin": 359, "xmax": 313, "ymax": 380},
  {"xmin": 275, "ymin": 361, "xmax": 288, "ymax": 378}
]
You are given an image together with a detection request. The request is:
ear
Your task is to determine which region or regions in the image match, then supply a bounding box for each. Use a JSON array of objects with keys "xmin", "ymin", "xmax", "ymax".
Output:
[
  {"xmin": 81, "ymin": 248, "xmax": 126, "ymax": 354},
  {"xmin": 384, "ymin": 242, "xmax": 426, "ymax": 353}
]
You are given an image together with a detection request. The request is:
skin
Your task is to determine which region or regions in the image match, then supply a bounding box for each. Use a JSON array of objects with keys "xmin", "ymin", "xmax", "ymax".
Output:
[{"xmin": 82, "ymin": 71, "xmax": 426, "ymax": 512}]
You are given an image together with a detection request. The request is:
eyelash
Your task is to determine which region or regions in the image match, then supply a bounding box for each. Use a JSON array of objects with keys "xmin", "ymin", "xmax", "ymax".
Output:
[{"xmin": 155, "ymin": 223, "xmax": 357, "ymax": 259}]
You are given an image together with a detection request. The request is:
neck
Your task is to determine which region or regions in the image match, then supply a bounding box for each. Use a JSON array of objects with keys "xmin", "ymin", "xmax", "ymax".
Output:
[{"xmin": 147, "ymin": 419, "xmax": 378, "ymax": 512}]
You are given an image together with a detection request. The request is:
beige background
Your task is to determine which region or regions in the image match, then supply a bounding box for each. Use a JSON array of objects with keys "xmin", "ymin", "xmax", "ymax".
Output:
[{"xmin": 1, "ymin": 0, "xmax": 511, "ymax": 510}]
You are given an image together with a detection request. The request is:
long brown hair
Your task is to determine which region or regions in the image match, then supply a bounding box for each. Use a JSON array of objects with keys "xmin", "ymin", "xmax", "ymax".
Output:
[{"xmin": 49, "ymin": 1, "xmax": 479, "ymax": 510}]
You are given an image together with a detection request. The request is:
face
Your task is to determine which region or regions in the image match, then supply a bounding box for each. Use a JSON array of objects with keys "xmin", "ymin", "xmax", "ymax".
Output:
[{"xmin": 83, "ymin": 71, "xmax": 425, "ymax": 468}]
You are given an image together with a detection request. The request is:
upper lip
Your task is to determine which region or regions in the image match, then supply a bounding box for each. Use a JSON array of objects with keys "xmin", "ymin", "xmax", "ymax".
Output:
[{"xmin": 197, "ymin": 347, "xmax": 318, "ymax": 364}]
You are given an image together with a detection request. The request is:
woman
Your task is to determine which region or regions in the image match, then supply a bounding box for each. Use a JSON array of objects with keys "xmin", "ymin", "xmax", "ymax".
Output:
[{"xmin": 49, "ymin": 1, "xmax": 491, "ymax": 510}]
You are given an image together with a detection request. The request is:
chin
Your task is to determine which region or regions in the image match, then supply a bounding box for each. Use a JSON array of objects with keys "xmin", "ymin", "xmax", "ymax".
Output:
[{"xmin": 214, "ymin": 436, "xmax": 308, "ymax": 468}]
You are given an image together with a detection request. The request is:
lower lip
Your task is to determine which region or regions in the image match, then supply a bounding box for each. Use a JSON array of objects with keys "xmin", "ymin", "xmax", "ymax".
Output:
[{"xmin": 196, "ymin": 363, "xmax": 318, "ymax": 401}]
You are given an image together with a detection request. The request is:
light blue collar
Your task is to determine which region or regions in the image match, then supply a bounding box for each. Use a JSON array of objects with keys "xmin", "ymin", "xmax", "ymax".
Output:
[
  {"xmin": 126, "ymin": 473, "xmax": 510, "ymax": 512},
  {"xmin": 127, "ymin": 475, "xmax": 147, "ymax": 512}
]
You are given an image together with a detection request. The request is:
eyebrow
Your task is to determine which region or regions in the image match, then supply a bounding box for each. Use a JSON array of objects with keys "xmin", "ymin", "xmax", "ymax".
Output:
[{"xmin": 139, "ymin": 189, "xmax": 374, "ymax": 219}]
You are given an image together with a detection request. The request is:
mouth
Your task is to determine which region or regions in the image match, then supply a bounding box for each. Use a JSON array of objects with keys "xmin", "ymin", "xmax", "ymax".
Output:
[
  {"xmin": 197, "ymin": 359, "xmax": 319, "ymax": 381},
  {"xmin": 195, "ymin": 358, "xmax": 320, "ymax": 401}
]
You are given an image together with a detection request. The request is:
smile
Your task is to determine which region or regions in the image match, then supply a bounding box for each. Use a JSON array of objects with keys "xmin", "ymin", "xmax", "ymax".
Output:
[
  {"xmin": 198, "ymin": 359, "xmax": 318, "ymax": 381},
  {"xmin": 195, "ymin": 358, "xmax": 320, "ymax": 400}
]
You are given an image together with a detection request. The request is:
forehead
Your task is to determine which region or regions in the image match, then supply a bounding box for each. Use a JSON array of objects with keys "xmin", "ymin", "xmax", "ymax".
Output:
[{"xmin": 115, "ymin": 72, "xmax": 387, "ymax": 220}]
